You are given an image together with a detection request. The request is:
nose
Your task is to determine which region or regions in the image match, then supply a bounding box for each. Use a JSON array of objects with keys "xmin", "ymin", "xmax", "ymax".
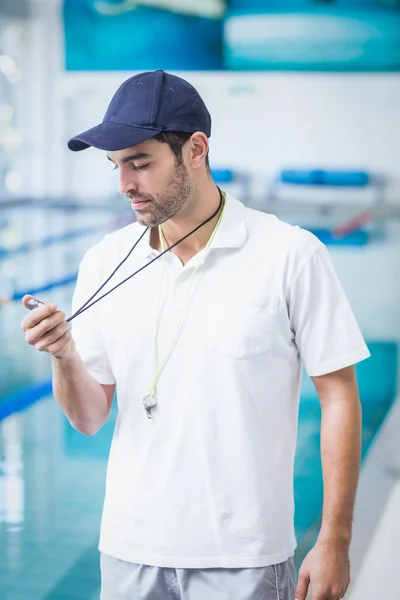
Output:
[{"xmin": 118, "ymin": 169, "xmax": 139, "ymax": 196}]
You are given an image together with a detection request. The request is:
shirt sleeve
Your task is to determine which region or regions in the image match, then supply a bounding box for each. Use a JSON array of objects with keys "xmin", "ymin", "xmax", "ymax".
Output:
[
  {"xmin": 70, "ymin": 244, "xmax": 116, "ymax": 385},
  {"xmin": 288, "ymin": 244, "xmax": 370, "ymax": 377}
]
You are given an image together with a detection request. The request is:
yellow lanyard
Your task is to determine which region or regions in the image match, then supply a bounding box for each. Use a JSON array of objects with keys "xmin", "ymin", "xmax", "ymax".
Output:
[{"xmin": 143, "ymin": 198, "xmax": 225, "ymax": 418}]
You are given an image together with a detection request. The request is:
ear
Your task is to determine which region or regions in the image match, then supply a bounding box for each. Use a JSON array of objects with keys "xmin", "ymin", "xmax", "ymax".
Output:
[{"xmin": 187, "ymin": 132, "xmax": 209, "ymax": 169}]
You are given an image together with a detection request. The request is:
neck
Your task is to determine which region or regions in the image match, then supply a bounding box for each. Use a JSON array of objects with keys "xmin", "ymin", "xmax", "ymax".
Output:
[{"xmin": 153, "ymin": 182, "xmax": 223, "ymax": 260}]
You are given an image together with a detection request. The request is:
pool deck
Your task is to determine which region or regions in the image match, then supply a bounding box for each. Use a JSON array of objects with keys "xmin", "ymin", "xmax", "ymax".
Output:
[{"xmin": 348, "ymin": 395, "xmax": 400, "ymax": 600}]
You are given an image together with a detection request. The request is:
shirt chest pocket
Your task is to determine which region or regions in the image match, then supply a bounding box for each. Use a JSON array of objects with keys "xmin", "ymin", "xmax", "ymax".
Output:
[{"xmin": 205, "ymin": 295, "xmax": 280, "ymax": 360}]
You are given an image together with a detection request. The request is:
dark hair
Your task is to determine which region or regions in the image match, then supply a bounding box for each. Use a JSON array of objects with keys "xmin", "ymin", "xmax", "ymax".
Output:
[{"xmin": 153, "ymin": 131, "xmax": 210, "ymax": 172}]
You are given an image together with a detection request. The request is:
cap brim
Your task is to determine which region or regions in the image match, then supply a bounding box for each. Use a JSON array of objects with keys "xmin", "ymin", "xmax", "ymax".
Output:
[{"xmin": 67, "ymin": 121, "xmax": 163, "ymax": 152}]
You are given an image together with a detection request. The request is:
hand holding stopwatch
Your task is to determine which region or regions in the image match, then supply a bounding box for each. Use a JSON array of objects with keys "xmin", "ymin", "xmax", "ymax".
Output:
[{"xmin": 21, "ymin": 295, "xmax": 75, "ymax": 359}]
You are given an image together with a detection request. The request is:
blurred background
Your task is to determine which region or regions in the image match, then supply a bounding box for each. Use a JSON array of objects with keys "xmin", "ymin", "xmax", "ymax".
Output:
[{"xmin": 0, "ymin": 1, "xmax": 400, "ymax": 598}]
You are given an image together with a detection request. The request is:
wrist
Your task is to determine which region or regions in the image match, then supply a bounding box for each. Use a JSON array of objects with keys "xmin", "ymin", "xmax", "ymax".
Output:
[
  {"xmin": 318, "ymin": 525, "xmax": 352, "ymax": 550},
  {"xmin": 51, "ymin": 340, "xmax": 77, "ymax": 361}
]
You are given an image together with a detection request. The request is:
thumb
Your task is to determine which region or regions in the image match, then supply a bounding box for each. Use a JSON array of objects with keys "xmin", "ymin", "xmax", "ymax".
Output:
[
  {"xmin": 22, "ymin": 295, "xmax": 44, "ymax": 310},
  {"xmin": 22, "ymin": 295, "xmax": 34, "ymax": 309},
  {"xmin": 295, "ymin": 568, "xmax": 310, "ymax": 600}
]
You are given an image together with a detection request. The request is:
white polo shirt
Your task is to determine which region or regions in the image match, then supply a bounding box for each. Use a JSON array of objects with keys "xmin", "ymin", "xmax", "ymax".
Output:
[{"xmin": 71, "ymin": 194, "xmax": 370, "ymax": 569}]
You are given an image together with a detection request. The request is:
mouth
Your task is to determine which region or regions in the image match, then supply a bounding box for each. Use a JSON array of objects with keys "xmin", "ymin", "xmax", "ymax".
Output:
[{"xmin": 130, "ymin": 200, "xmax": 150, "ymax": 210}]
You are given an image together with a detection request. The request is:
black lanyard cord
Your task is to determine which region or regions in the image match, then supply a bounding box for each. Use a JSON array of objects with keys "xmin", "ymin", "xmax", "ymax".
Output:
[
  {"xmin": 67, "ymin": 226, "xmax": 148, "ymax": 323},
  {"xmin": 66, "ymin": 188, "xmax": 224, "ymax": 323}
]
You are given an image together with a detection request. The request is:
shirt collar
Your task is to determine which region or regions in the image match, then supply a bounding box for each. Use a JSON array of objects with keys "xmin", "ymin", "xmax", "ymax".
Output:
[
  {"xmin": 210, "ymin": 192, "xmax": 247, "ymax": 250},
  {"xmin": 131, "ymin": 192, "xmax": 247, "ymax": 259}
]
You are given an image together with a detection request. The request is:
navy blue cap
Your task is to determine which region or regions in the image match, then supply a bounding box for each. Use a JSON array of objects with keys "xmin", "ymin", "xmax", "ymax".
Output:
[{"xmin": 68, "ymin": 70, "xmax": 212, "ymax": 152}]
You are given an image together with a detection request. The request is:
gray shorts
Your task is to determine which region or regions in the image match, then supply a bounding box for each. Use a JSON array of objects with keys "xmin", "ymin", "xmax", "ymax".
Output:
[{"xmin": 100, "ymin": 553, "xmax": 297, "ymax": 600}]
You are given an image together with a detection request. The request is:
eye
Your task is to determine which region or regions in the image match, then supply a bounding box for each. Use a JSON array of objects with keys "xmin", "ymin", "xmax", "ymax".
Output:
[
  {"xmin": 112, "ymin": 164, "xmax": 119, "ymax": 171},
  {"xmin": 131, "ymin": 163, "xmax": 150, "ymax": 172}
]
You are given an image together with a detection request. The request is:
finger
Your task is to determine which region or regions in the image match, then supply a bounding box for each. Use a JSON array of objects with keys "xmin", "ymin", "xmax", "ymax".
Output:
[
  {"xmin": 31, "ymin": 309, "xmax": 67, "ymax": 339},
  {"xmin": 341, "ymin": 586, "xmax": 349, "ymax": 599},
  {"xmin": 35, "ymin": 322, "xmax": 71, "ymax": 352},
  {"xmin": 314, "ymin": 588, "xmax": 339, "ymax": 600},
  {"xmin": 295, "ymin": 570, "xmax": 310, "ymax": 600},
  {"xmin": 21, "ymin": 300, "xmax": 58, "ymax": 331},
  {"xmin": 22, "ymin": 294, "xmax": 43, "ymax": 311},
  {"xmin": 22, "ymin": 294, "xmax": 36, "ymax": 309},
  {"xmin": 25, "ymin": 311, "xmax": 67, "ymax": 345},
  {"xmin": 339, "ymin": 587, "xmax": 349, "ymax": 600}
]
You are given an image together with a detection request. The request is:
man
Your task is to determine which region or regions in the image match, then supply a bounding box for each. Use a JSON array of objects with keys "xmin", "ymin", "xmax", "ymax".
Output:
[{"xmin": 21, "ymin": 70, "xmax": 370, "ymax": 600}]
